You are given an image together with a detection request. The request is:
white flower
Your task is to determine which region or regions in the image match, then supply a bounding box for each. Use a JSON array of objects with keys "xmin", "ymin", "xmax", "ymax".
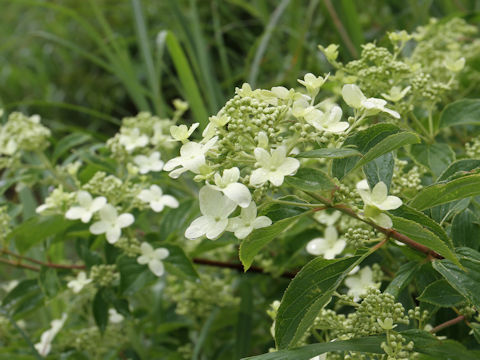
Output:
[
  {"xmin": 304, "ymin": 105, "xmax": 349, "ymax": 133},
  {"xmin": 345, "ymin": 266, "xmax": 379, "ymax": 301},
  {"xmin": 381, "ymin": 86, "xmax": 411, "ymax": 102},
  {"xmin": 34, "ymin": 313, "xmax": 67, "ymax": 356},
  {"xmin": 314, "ymin": 210, "xmax": 341, "ymax": 226},
  {"xmin": 310, "ymin": 355, "xmax": 327, "ymax": 360},
  {"xmin": 298, "ymin": 73, "xmax": 328, "ymax": 96},
  {"xmin": 227, "ymin": 201, "xmax": 272, "ymax": 239},
  {"xmin": 65, "ymin": 191, "xmax": 106, "ymax": 223},
  {"xmin": 377, "ymin": 317, "xmax": 396, "ymax": 330},
  {"xmin": 89, "ymin": 204, "xmax": 134, "ymax": 244},
  {"xmin": 444, "ymin": 57, "xmax": 465, "ymax": 72},
  {"xmin": 306, "ymin": 226, "xmax": 346, "ymax": 259},
  {"xmin": 250, "ymin": 146, "xmax": 300, "ymax": 187},
  {"xmin": 170, "ymin": 123, "xmax": 199, "ymax": 142},
  {"xmin": 185, "ymin": 186, "xmax": 237, "ymax": 240},
  {"xmin": 209, "ymin": 167, "xmax": 251, "ymax": 208},
  {"xmin": 342, "ymin": 84, "xmax": 400, "ymax": 119},
  {"xmin": 164, "ymin": 137, "xmax": 217, "ymax": 178},
  {"xmin": 133, "ymin": 152, "xmax": 164, "ymax": 174},
  {"xmin": 202, "ymin": 115, "xmax": 230, "ymax": 140},
  {"xmin": 356, "ymin": 180, "xmax": 402, "ymax": 228},
  {"xmin": 118, "ymin": 127, "xmax": 149, "ymax": 152},
  {"xmin": 137, "ymin": 185, "xmax": 179, "ymax": 212},
  {"xmin": 109, "ymin": 308, "xmax": 124, "ymax": 324},
  {"xmin": 137, "ymin": 242, "xmax": 169, "ymax": 277},
  {"xmin": 67, "ymin": 271, "xmax": 92, "ymax": 293}
]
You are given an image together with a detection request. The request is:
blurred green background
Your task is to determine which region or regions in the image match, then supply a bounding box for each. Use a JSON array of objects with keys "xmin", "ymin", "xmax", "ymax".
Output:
[{"xmin": 0, "ymin": 0, "xmax": 478, "ymax": 133}]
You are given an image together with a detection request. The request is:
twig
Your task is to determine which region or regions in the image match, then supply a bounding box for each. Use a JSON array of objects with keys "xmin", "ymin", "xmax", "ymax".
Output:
[
  {"xmin": 193, "ymin": 258, "xmax": 297, "ymax": 279},
  {"xmin": 430, "ymin": 315, "xmax": 465, "ymax": 333},
  {"xmin": 0, "ymin": 257, "xmax": 40, "ymax": 272},
  {"xmin": 1, "ymin": 249, "xmax": 85, "ymax": 270}
]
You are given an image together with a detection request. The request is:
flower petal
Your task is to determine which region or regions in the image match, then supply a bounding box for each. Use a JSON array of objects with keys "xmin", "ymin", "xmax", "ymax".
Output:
[
  {"xmin": 154, "ymin": 248, "xmax": 169, "ymax": 260},
  {"xmin": 65, "ymin": 207, "xmax": 87, "ymax": 221},
  {"xmin": 117, "ymin": 213, "xmax": 134, "ymax": 228},
  {"xmin": 223, "ymin": 183, "xmax": 251, "ymax": 208},
  {"xmin": 185, "ymin": 216, "xmax": 210, "ymax": 239},
  {"xmin": 205, "ymin": 219, "xmax": 228, "ymax": 239},
  {"xmin": 106, "ymin": 227, "xmax": 121, "ymax": 244},
  {"xmin": 378, "ymin": 195, "xmax": 402, "ymax": 210},
  {"xmin": 148, "ymin": 259, "xmax": 165, "ymax": 277},
  {"xmin": 371, "ymin": 182, "xmax": 388, "ymax": 204},
  {"xmin": 89, "ymin": 221, "xmax": 108, "ymax": 235}
]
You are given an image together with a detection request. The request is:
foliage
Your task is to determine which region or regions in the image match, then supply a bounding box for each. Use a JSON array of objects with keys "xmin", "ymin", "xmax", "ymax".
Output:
[{"xmin": 2, "ymin": 1, "xmax": 480, "ymax": 359}]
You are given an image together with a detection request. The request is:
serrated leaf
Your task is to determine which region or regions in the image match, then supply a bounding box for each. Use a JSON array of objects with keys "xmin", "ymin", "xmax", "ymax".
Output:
[
  {"xmin": 284, "ymin": 168, "xmax": 335, "ymax": 192},
  {"xmin": 93, "ymin": 289, "xmax": 109, "ymax": 333},
  {"xmin": 417, "ymin": 279, "xmax": 464, "ymax": 307},
  {"xmin": 275, "ymin": 256, "xmax": 361, "ymax": 349},
  {"xmin": 390, "ymin": 216, "xmax": 458, "ymax": 265},
  {"xmin": 332, "ymin": 123, "xmax": 401, "ymax": 180},
  {"xmin": 433, "ymin": 247, "xmax": 480, "ymax": 310},
  {"xmin": 297, "ymin": 148, "xmax": 361, "ymax": 159},
  {"xmin": 162, "ymin": 243, "xmax": 199, "ymax": 281},
  {"xmin": 8, "ymin": 215, "xmax": 72, "ymax": 253},
  {"xmin": 390, "ymin": 205, "xmax": 452, "ymax": 248},
  {"xmin": 385, "ymin": 261, "xmax": 421, "ymax": 298},
  {"xmin": 354, "ymin": 131, "xmax": 420, "ymax": 171},
  {"xmin": 410, "ymin": 143, "xmax": 455, "ymax": 179},
  {"xmin": 363, "ymin": 152, "xmax": 394, "ymax": 190},
  {"xmin": 451, "ymin": 209, "xmax": 480, "ymax": 249},
  {"xmin": 239, "ymin": 214, "xmax": 304, "ymax": 271},
  {"xmin": 242, "ymin": 336, "xmax": 384, "ymax": 360},
  {"xmin": 409, "ymin": 174, "xmax": 480, "ymax": 211},
  {"xmin": 439, "ymin": 99, "xmax": 480, "ymax": 128},
  {"xmin": 438, "ymin": 159, "xmax": 480, "ymax": 181}
]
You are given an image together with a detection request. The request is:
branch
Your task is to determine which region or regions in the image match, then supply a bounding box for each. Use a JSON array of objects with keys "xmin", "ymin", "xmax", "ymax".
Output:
[
  {"xmin": 0, "ymin": 257, "xmax": 40, "ymax": 272},
  {"xmin": 193, "ymin": 258, "xmax": 297, "ymax": 279},
  {"xmin": 1, "ymin": 249, "xmax": 86, "ymax": 270},
  {"xmin": 430, "ymin": 315, "xmax": 465, "ymax": 333},
  {"xmin": 306, "ymin": 192, "xmax": 443, "ymax": 259}
]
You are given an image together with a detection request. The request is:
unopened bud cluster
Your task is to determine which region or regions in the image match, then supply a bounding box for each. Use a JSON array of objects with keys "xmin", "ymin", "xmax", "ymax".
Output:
[{"xmin": 90, "ymin": 264, "xmax": 119, "ymax": 287}]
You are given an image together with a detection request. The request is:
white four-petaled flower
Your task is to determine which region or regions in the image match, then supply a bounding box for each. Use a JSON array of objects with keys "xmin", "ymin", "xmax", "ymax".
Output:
[
  {"xmin": 137, "ymin": 185, "xmax": 179, "ymax": 212},
  {"xmin": 65, "ymin": 191, "xmax": 106, "ymax": 223},
  {"xmin": 306, "ymin": 226, "xmax": 346, "ymax": 259},
  {"xmin": 34, "ymin": 313, "xmax": 67, "ymax": 356},
  {"xmin": 89, "ymin": 204, "xmax": 134, "ymax": 244},
  {"xmin": 304, "ymin": 105, "xmax": 349, "ymax": 133},
  {"xmin": 170, "ymin": 123, "xmax": 199, "ymax": 143},
  {"xmin": 118, "ymin": 127, "xmax": 149, "ymax": 152},
  {"xmin": 137, "ymin": 242, "xmax": 169, "ymax": 277},
  {"xmin": 356, "ymin": 180, "xmax": 402, "ymax": 228},
  {"xmin": 67, "ymin": 271, "xmax": 92, "ymax": 293},
  {"xmin": 133, "ymin": 152, "xmax": 164, "ymax": 174},
  {"xmin": 109, "ymin": 308, "xmax": 125, "ymax": 324},
  {"xmin": 209, "ymin": 167, "xmax": 251, "ymax": 208},
  {"xmin": 342, "ymin": 84, "xmax": 400, "ymax": 119},
  {"xmin": 250, "ymin": 146, "xmax": 300, "ymax": 187},
  {"xmin": 164, "ymin": 137, "xmax": 217, "ymax": 178},
  {"xmin": 185, "ymin": 186, "xmax": 237, "ymax": 240},
  {"xmin": 345, "ymin": 266, "xmax": 379, "ymax": 301},
  {"xmin": 297, "ymin": 73, "xmax": 328, "ymax": 96},
  {"xmin": 227, "ymin": 201, "xmax": 272, "ymax": 239}
]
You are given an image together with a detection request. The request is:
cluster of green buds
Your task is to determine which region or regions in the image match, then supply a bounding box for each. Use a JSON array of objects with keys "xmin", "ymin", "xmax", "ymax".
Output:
[
  {"xmin": 380, "ymin": 331, "xmax": 414, "ymax": 360},
  {"xmin": 90, "ymin": 264, "xmax": 119, "ymax": 287},
  {"xmin": 344, "ymin": 226, "xmax": 376, "ymax": 248},
  {"xmin": 466, "ymin": 137, "xmax": 480, "ymax": 158},
  {"xmin": 390, "ymin": 159, "xmax": 423, "ymax": 197}
]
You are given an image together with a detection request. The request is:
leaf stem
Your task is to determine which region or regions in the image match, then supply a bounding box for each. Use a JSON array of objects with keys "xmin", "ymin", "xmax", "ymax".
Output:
[{"xmin": 430, "ymin": 315, "xmax": 465, "ymax": 334}]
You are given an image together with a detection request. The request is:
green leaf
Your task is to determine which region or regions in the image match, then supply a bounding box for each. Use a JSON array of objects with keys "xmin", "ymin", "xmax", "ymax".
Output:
[
  {"xmin": 390, "ymin": 205, "xmax": 453, "ymax": 248},
  {"xmin": 165, "ymin": 31, "xmax": 209, "ymax": 129},
  {"xmin": 451, "ymin": 209, "xmax": 480, "ymax": 249},
  {"xmin": 410, "ymin": 143, "xmax": 455, "ymax": 179},
  {"xmin": 235, "ymin": 280, "xmax": 253, "ymax": 358},
  {"xmin": 93, "ymin": 289, "xmax": 109, "ymax": 333},
  {"xmin": 439, "ymin": 99, "xmax": 480, "ymax": 128},
  {"xmin": 385, "ymin": 261, "xmax": 421, "ymax": 298},
  {"xmin": 8, "ymin": 215, "xmax": 72, "ymax": 253},
  {"xmin": 162, "ymin": 243, "xmax": 199, "ymax": 281},
  {"xmin": 284, "ymin": 168, "xmax": 336, "ymax": 192},
  {"xmin": 297, "ymin": 148, "xmax": 361, "ymax": 159},
  {"xmin": 52, "ymin": 133, "xmax": 91, "ymax": 162},
  {"xmin": 117, "ymin": 256, "xmax": 155, "ymax": 295},
  {"xmin": 242, "ymin": 336, "xmax": 384, "ymax": 360},
  {"xmin": 239, "ymin": 214, "xmax": 304, "ymax": 271},
  {"xmin": 409, "ymin": 174, "xmax": 480, "ymax": 211},
  {"xmin": 332, "ymin": 123, "xmax": 402, "ymax": 180},
  {"xmin": 363, "ymin": 152, "xmax": 394, "ymax": 190},
  {"xmin": 417, "ymin": 279, "xmax": 464, "ymax": 307},
  {"xmin": 38, "ymin": 268, "xmax": 60, "ymax": 298},
  {"xmin": 437, "ymin": 159, "xmax": 480, "ymax": 181},
  {"xmin": 390, "ymin": 216, "xmax": 458, "ymax": 266},
  {"xmin": 433, "ymin": 247, "xmax": 480, "ymax": 310},
  {"xmin": 275, "ymin": 256, "xmax": 361, "ymax": 349},
  {"xmin": 403, "ymin": 329, "xmax": 480, "ymax": 360},
  {"xmin": 354, "ymin": 131, "xmax": 420, "ymax": 171}
]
